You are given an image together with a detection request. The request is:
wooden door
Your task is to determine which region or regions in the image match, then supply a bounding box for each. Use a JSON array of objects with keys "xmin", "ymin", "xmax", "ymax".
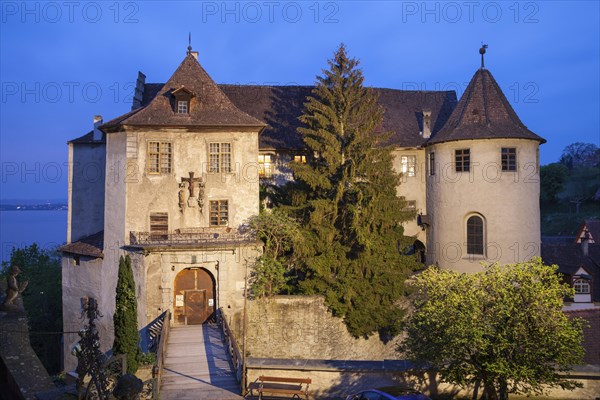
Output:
[
  {"xmin": 173, "ymin": 268, "xmax": 215, "ymax": 325},
  {"xmin": 185, "ymin": 290, "xmax": 206, "ymax": 325}
]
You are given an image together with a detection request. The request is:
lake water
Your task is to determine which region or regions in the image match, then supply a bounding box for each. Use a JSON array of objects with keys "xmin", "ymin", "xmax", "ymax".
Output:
[{"xmin": 0, "ymin": 210, "xmax": 67, "ymax": 264}]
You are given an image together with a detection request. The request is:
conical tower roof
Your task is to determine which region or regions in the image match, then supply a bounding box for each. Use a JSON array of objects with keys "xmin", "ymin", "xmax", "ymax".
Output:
[
  {"xmin": 102, "ymin": 53, "xmax": 265, "ymax": 129},
  {"xmin": 427, "ymin": 68, "xmax": 545, "ymax": 145}
]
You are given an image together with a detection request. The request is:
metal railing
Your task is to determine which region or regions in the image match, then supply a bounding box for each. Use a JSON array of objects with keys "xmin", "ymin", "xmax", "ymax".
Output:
[
  {"xmin": 218, "ymin": 308, "xmax": 244, "ymax": 384},
  {"xmin": 130, "ymin": 229, "xmax": 255, "ymax": 247},
  {"xmin": 152, "ymin": 309, "xmax": 171, "ymax": 399}
]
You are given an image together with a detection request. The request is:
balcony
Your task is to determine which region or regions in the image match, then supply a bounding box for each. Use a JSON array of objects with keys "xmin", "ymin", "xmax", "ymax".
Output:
[{"xmin": 129, "ymin": 227, "xmax": 256, "ymax": 249}]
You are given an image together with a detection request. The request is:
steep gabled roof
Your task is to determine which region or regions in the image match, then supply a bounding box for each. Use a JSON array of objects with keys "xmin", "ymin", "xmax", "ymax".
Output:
[
  {"xmin": 101, "ymin": 54, "xmax": 265, "ymax": 129},
  {"xmin": 427, "ymin": 68, "xmax": 545, "ymax": 145},
  {"xmin": 576, "ymin": 220, "xmax": 600, "ymax": 244}
]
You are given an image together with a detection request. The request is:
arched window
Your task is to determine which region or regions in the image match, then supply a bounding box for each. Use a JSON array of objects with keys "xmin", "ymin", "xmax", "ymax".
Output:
[{"xmin": 466, "ymin": 215, "xmax": 484, "ymax": 255}]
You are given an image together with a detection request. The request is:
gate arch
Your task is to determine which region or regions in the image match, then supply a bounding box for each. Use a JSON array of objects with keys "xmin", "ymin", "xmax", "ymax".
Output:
[{"xmin": 173, "ymin": 268, "xmax": 216, "ymax": 325}]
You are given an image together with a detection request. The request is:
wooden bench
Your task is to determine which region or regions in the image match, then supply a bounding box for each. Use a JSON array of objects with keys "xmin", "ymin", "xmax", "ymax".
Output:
[{"xmin": 248, "ymin": 375, "xmax": 311, "ymax": 399}]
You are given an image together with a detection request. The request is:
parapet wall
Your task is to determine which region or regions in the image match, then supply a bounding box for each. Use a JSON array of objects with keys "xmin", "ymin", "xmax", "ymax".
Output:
[{"xmin": 240, "ymin": 296, "xmax": 400, "ymax": 360}]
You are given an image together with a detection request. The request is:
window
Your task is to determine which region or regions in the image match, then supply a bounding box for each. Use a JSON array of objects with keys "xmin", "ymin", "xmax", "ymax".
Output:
[
  {"xmin": 294, "ymin": 155, "xmax": 307, "ymax": 163},
  {"xmin": 258, "ymin": 155, "xmax": 272, "ymax": 178},
  {"xmin": 150, "ymin": 212, "xmax": 168, "ymax": 240},
  {"xmin": 404, "ymin": 200, "xmax": 417, "ymax": 211},
  {"xmin": 147, "ymin": 142, "xmax": 172, "ymax": 174},
  {"xmin": 177, "ymin": 100, "xmax": 188, "ymax": 114},
  {"xmin": 455, "ymin": 149, "xmax": 470, "ymax": 172},
  {"xmin": 172, "ymin": 86, "xmax": 193, "ymax": 114},
  {"xmin": 210, "ymin": 200, "xmax": 229, "ymax": 226},
  {"xmin": 209, "ymin": 143, "xmax": 231, "ymax": 173},
  {"xmin": 401, "ymin": 155, "xmax": 416, "ymax": 177},
  {"xmin": 573, "ymin": 278, "xmax": 591, "ymax": 294},
  {"xmin": 466, "ymin": 215, "xmax": 484, "ymax": 255},
  {"xmin": 501, "ymin": 147, "xmax": 517, "ymax": 171},
  {"xmin": 429, "ymin": 152, "xmax": 435, "ymax": 176}
]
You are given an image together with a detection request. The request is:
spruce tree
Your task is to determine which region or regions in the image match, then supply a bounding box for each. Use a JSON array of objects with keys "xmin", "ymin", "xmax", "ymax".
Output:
[
  {"xmin": 289, "ymin": 44, "xmax": 419, "ymax": 337},
  {"xmin": 113, "ymin": 255, "xmax": 140, "ymax": 373}
]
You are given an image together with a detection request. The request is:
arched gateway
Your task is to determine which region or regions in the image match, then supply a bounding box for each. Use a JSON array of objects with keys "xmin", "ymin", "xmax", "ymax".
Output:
[{"xmin": 173, "ymin": 268, "xmax": 216, "ymax": 325}]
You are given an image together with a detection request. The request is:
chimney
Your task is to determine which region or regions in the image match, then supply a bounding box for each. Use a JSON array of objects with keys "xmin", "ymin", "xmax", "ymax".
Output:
[
  {"xmin": 93, "ymin": 115, "xmax": 103, "ymax": 141},
  {"xmin": 422, "ymin": 110, "xmax": 432, "ymax": 138},
  {"xmin": 190, "ymin": 51, "xmax": 199, "ymax": 60},
  {"xmin": 582, "ymin": 228, "xmax": 590, "ymax": 257},
  {"xmin": 131, "ymin": 71, "xmax": 146, "ymax": 111}
]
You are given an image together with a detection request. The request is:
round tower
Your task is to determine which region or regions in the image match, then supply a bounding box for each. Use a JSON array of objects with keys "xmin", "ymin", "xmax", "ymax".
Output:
[{"xmin": 425, "ymin": 51, "xmax": 545, "ymax": 273}]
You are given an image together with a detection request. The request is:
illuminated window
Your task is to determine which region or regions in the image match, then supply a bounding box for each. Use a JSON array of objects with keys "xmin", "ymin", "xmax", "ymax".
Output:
[
  {"xmin": 573, "ymin": 278, "xmax": 591, "ymax": 294},
  {"xmin": 294, "ymin": 155, "xmax": 307, "ymax": 163},
  {"xmin": 502, "ymin": 148, "xmax": 517, "ymax": 171},
  {"xmin": 147, "ymin": 142, "xmax": 172, "ymax": 174},
  {"xmin": 177, "ymin": 100, "xmax": 188, "ymax": 114},
  {"xmin": 258, "ymin": 155, "xmax": 272, "ymax": 178},
  {"xmin": 466, "ymin": 215, "xmax": 484, "ymax": 255},
  {"xmin": 209, "ymin": 200, "xmax": 229, "ymax": 226},
  {"xmin": 401, "ymin": 155, "xmax": 416, "ymax": 177},
  {"xmin": 455, "ymin": 149, "xmax": 470, "ymax": 172},
  {"xmin": 209, "ymin": 143, "xmax": 231, "ymax": 173}
]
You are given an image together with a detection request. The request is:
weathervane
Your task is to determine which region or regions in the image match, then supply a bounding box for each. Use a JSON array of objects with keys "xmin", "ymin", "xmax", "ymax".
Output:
[
  {"xmin": 479, "ymin": 43, "xmax": 488, "ymax": 69},
  {"xmin": 187, "ymin": 32, "xmax": 192, "ymax": 55}
]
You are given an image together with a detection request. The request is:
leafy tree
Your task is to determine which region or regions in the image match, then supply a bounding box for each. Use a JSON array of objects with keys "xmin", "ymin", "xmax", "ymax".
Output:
[
  {"xmin": 285, "ymin": 44, "xmax": 419, "ymax": 337},
  {"xmin": 540, "ymin": 162, "xmax": 568, "ymax": 203},
  {"xmin": 113, "ymin": 255, "xmax": 140, "ymax": 373},
  {"xmin": 2, "ymin": 244, "xmax": 62, "ymax": 374},
  {"xmin": 559, "ymin": 142, "xmax": 599, "ymax": 170},
  {"xmin": 247, "ymin": 210, "xmax": 308, "ymax": 298},
  {"xmin": 401, "ymin": 258, "xmax": 585, "ymax": 400}
]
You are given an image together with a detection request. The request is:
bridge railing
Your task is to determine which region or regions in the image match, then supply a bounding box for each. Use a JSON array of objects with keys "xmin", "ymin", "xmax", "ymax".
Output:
[
  {"xmin": 217, "ymin": 307, "xmax": 244, "ymax": 384},
  {"xmin": 151, "ymin": 309, "xmax": 171, "ymax": 399}
]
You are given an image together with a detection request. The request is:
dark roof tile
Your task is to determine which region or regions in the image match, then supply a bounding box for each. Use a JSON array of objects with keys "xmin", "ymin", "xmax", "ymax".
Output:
[
  {"xmin": 541, "ymin": 241, "xmax": 600, "ymax": 302},
  {"xmin": 59, "ymin": 231, "xmax": 104, "ymax": 258},
  {"xmin": 427, "ymin": 68, "xmax": 545, "ymax": 145},
  {"xmin": 102, "ymin": 54, "xmax": 265, "ymax": 129}
]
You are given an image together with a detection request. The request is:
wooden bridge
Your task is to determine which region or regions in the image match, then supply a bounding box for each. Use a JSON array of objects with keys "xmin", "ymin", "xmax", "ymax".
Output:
[{"xmin": 159, "ymin": 324, "xmax": 243, "ymax": 400}]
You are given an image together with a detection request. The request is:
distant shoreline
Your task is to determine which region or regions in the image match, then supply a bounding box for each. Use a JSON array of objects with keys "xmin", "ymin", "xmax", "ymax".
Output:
[{"xmin": 0, "ymin": 205, "xmax": 68, "ymax": 211}]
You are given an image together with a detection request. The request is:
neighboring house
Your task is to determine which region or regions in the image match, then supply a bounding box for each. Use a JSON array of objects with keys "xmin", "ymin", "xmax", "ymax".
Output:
[
  {"xmin": 542, "ymin": 220, "xmax": 600, "ymax": 311},
  {"xmin": 59, "ymin": 47, "xmax": 545, "ymax": 370}
]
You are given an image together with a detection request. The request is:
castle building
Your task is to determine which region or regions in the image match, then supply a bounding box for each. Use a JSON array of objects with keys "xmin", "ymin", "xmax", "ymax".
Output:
[{"xmin": 59, "ymin": 48, "xmax": 544, "ymax": 370}]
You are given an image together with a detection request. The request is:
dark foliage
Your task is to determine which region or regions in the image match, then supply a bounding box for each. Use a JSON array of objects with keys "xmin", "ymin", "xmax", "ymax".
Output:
[
  {"xmin": 3, "ymin": 244, "xmax": 63, "ymax": 374},
  {"xmin": 112, "ymin": 255, "xmax": 140, "ymax": 374},
  {"xmin": 279, "ymin": 44, "xmax": 420, "ymax": 337}
]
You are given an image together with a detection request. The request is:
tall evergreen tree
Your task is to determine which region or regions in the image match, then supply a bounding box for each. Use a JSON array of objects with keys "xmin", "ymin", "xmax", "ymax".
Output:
[
  {"xmin": 289, "ymin": 44, "xmax": 419, "ymax": 337},
  {"xmin": 113, "ymin": 255, "xmax": 140, "ymax": 373}
]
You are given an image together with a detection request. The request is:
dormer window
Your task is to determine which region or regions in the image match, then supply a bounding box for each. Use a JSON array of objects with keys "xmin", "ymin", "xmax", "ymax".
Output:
[
  {"xmin": 177, "ymin": 100, "xmax": 189, "ymax": 114},
  {"xmin": 172, "ymin": 86, "xmax": 194, "ymax": 114}
]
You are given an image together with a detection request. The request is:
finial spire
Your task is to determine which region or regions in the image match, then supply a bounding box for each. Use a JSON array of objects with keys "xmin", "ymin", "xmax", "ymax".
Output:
[
  {"xmin": 479, "ymin": 43, "xmax": 488, "ymax": 69},
  {"xmin": 187, "ymin": 32, "xmax": 192, "ymax": 55}
]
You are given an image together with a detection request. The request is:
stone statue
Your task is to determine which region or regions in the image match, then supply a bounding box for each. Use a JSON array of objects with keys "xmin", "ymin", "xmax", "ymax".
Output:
[
  {"xmin": 178, "ymin": 182, "xmax": 188, "ymax": 212},
  {"xmin": 2, "ymin": 265, "xmax": 28, "ymax": 310}
]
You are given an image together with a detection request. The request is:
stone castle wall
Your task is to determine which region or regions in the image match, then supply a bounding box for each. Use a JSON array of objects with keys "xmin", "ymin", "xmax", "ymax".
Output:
[{"xmin": 237, "ymin": 296, "xmax": 400, "ymax": 360}]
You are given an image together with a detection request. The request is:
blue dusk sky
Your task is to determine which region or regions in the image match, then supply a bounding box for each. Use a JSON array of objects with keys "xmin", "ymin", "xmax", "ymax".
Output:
[{"xmin": 1, "ymin": 1, "xmax": 599, "ymax": 200}]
